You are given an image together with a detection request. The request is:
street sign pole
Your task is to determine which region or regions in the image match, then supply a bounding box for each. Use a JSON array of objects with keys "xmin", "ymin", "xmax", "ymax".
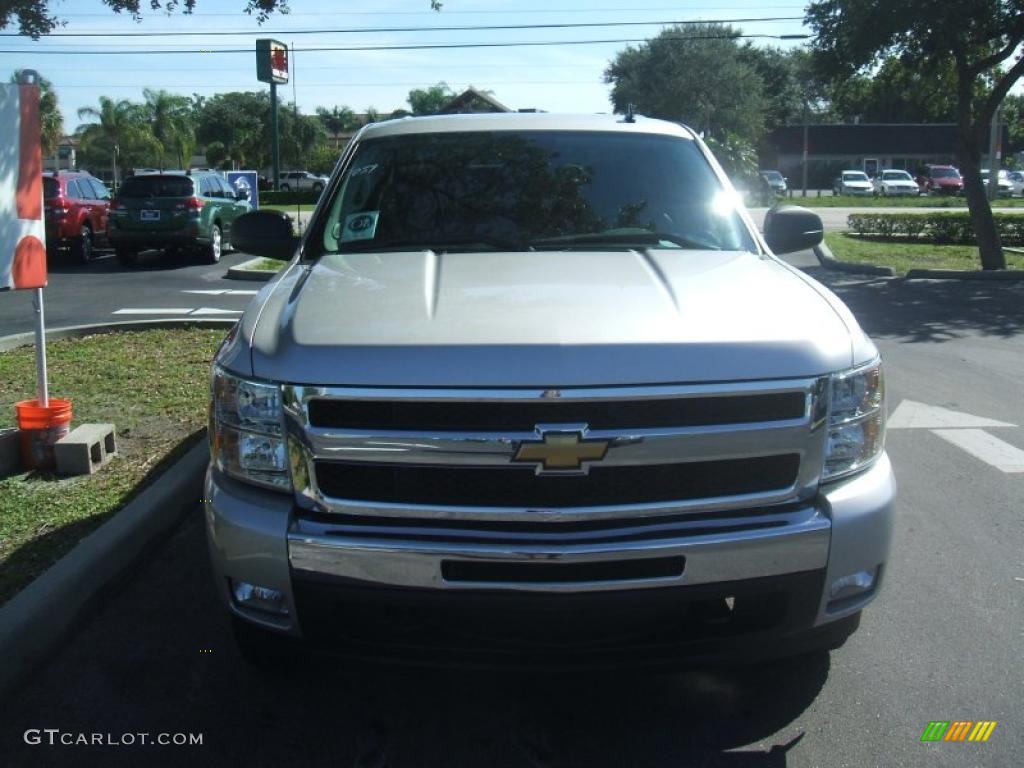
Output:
[
  {"xmin": 271, "ymin": 81, "xmax": 280, "ymax": 191},
  {"xmin": 257, "ymin": 39, "xmax": 288, "ymax": 192}
]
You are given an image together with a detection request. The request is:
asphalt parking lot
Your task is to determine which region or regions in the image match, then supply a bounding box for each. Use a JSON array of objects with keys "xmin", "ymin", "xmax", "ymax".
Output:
[{"xmin": 0, "ymin": 266, "xmax": 1021, "ymax": 767}]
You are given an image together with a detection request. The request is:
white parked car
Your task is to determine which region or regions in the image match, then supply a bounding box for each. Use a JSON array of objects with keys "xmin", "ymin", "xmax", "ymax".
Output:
[
  {"xmin": 833, "ymin": 171, "xmax": 874, "ymax": 197},
  {"xmin": 979, "ymin": 169, "xmax": 1014, "ymax": 198},
  {"xmin": 1007, "ymin": 170, "xmax": 1024, "ymax": 197},
  {"xmin": 872, "ymin": 170, "xmax": 919, "ymax": 197},
  {"xmin": 279, "ymin": 171, "xmax": 329, "ymax": 193}
]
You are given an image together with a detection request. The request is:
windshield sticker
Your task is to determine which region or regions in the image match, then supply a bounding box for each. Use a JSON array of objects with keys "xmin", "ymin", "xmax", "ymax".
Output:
[
  {"xmin": 340, "ymin": 211, "xmax": 379, "ymax": 242},
  {"xmin": 350, "ymin": 163, "xmax": 379, "ymax": 177}
]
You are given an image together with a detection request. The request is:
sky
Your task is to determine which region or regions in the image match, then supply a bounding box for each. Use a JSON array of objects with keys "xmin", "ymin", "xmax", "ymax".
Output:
[{"xmin": 0, "ymin": 0, "xmax": 811, "ymax": 133}]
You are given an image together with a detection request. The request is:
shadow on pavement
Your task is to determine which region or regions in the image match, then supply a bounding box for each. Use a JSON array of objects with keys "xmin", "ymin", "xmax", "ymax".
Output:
[
  {"xmin": 0, "ymin": 512, "xmax": 828, "ymax": 767},
  {"xmin": 804, "ymin": 267, "xmax": 1024, "ymax": 343}
]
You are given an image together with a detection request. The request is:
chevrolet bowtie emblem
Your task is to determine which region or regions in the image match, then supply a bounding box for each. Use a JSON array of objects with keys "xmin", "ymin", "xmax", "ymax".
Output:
[{"xmin": 512, "ymin": 429, "xmax": 609, "ymax": 473}]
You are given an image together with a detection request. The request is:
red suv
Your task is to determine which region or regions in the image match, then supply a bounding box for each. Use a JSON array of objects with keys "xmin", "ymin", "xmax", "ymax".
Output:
[
  {"xmin": 43, "ymin": 171, "xmax": 111, "ymax": 263},
  {"xmin": 916, "ymin": 165, "xmax": 963, "ymax": 196}
]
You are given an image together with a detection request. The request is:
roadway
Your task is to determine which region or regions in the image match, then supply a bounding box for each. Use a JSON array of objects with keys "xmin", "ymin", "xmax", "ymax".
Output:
[{"xmin": 1, "ymin": 263, "xmax": 1022, "ymax": 766}]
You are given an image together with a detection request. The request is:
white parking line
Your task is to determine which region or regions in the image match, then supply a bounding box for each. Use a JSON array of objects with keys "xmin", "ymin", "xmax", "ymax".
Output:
[
  {"xmin": 113, "ymin": 307, "xmax": 243, "ymax": 316},
  {"xmin": 113, "ymin": 308, "xmax": 193, "ymax": 315},
  {"xmin": 888, "ymin": 400, "xmax": 1015, "ymax": 429},
  {"xmin": 931, "ymin": 429, "xmax": 1024, "ymax": 473},
  {"xmin": 181, "ymin": 289, "xmax": 259, "ymax": 296}
]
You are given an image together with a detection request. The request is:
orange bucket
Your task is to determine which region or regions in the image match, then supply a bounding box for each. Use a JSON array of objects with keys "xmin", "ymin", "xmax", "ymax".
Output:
[{"xmin": 15, "ymin": 398, "xmax": 73, "ymax": 471}]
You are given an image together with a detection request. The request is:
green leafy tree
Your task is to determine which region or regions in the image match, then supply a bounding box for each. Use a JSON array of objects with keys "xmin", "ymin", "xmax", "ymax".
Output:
[
  {"xmin": 316, "ymin": 105, "xmax": 359, "ymax": 142},
  {"xmin": 407, "ymin": 82, "xmax": 455, "ymax": 116},
  {"xmin": 9, "ymin": 69, "xmax": 63, "ymax": 156},
  {"xmin": 195, "ymin": 91, "xmax": 269, "ymax": 169},
  {"xmin": 143, "ymin": 88, "xmax": 195, "ymax": 169},
  {"xmin": 76, "ymin": 96, "xmax": 155, "ymax": 187},
  {"xmin": 825, "ymin": 57, "xmax": 962, "ymax": 123},
  {"xmin": 4, "ymin": 1, "xmax": 443, "ymax": 38},
  {"xmin": 363, "ymin": 107, "xmax": 382, "ymax": 125},
  {"xmin": 604, "ymin": 23, "xmax": 767, "ymax": 144},
  {"xmin": 807, "ymin": 0, "xmax": 1024, "ymax": 270}
]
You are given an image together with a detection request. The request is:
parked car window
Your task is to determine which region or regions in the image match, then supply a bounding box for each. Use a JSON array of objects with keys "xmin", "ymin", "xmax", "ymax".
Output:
[
  {"xmin": 88, "ymin": 178, "xmax": 110, "ymax": 199},
  {"xmin": 43, "ymin": 177, "xmax": 60, "ymax": 198},
  {"xmin": 842, "ymin": 172, "xmax": 870, "ymax": 182},
  {"xmin": 930, "ymin": 168, "xmax": 960, "ymax": 179},
  {"xmin": 319, "ymin": 130, "xmax": 757, "ymax": 256},
  {"xmin": 216, "ymin": 177, "xmax": 236, "ymax": 198},
  {"xmin": 119, "ymin": 175, "xmax": 194, "ymax": 198},
  {"xmin": 65, "ymin": 179, "xmax": 83, "ymax": 199},
  {"xmin": 198, "ymin": 177, "xmax": 214, "ymax": 197},
  {"xmin": 881, "ymin": 171, "xmax": 913, "ymax": 181},
  {"xmin": 77, "ymin": 178, "xmax": 97, "ymax": 200}
]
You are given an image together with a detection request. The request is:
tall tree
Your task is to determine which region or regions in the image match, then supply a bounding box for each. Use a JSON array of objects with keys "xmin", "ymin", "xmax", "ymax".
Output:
[
  {"xmin": 316, "ymin": 106, "xmax": 359, "ymax": 142},
  {"xmin": 604, "ymin": 23, "xmax": 767, "ymax": 145},
  {"xmin": 407, "ymin": 82, "xmax": 455, "ymax": 116},
  {"xmin": 807, "ymin": 0, "xmax": 1024, "ymax": 270},
  {"xmin": 9, "ymin": 69, "xmax": 63, "ymax": 156},
  {"xmin": 143, "ymin": 88, "xmax": 195, "ymax": 169},
  {"xmin": 76, "ymin": 96, "xmax": 153, "ymax": 187}
]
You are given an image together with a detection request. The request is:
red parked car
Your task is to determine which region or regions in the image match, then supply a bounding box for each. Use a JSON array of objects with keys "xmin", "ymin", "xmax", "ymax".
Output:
[
  {"xmin": 915, "ymin": 165, "xmax": 963, "ymax": 196},
  {"xmin": 43, "ymin": 171, "xmax": 111, "ymax": 263}
]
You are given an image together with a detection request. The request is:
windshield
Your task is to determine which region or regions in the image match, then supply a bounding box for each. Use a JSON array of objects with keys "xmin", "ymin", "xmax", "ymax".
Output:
[
  {"xmin": 843, "ymin": 172, "xmax": 869, "ymax": 182},
  {"xmin": 762, "ymin": 171, "xmax": 783, "ymax": 181},
  {"xmin": 931, "ymin": 167, "xmax": 960, "ymax": 179},
  {"xmin": 882, "ymin": 171, "xmax": 912, "ymax": 181},
  {"xmin": 118, "ymin": 175, "xmax": 194, "ymax": 198},
  {"xmin": 316, "ymin": 130, "xmax": 756, "ymax": 256}
]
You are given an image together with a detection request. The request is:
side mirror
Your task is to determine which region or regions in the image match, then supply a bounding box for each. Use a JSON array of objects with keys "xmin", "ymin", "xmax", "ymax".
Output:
[
  {"xmin": 762, "ymin": 205, "xmax": 823, "ymax": 255},
  {"xmin": 231, "ymin": 210, "xmax": 300, "ymax": 260},
  {"xmin": 235, "ymin": 189, "xmax": 249, "ymax": 201}
]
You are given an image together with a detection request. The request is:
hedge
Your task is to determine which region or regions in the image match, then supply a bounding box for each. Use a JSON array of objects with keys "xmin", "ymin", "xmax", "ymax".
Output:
[
  {"xmin": 847, "ymin": 211, "xmax": 1024, "ymax": 245},
  {"xmin": 258, "ymin": 189, "xmax": 322, "ymax": 206}
]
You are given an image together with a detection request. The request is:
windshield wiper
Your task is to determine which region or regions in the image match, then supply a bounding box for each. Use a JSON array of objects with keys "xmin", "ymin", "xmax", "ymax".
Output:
[
  {"xmin": 339, "ymin": 236, "xmax": 528, "ymax": 253},
  {"xmin": 529, "ymin": 230, "xmax": 721, "ymax": 250}
]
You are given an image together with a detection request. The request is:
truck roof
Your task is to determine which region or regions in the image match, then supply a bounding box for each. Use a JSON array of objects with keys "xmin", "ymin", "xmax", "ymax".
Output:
[{"xmin": 358, "ymin": 112, "xmax": 698, "ymax": 140}]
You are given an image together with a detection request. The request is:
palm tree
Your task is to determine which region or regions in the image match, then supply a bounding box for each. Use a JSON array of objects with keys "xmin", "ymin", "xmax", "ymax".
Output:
[
  {"xmin": 143, "ymin": 88, "xmax": 195, "ymax": 169},
  {"xmin": 77, "ymin": 96, "xmax": 148, "ymax": 188},
  {"xmin": 9, "ymin": 70, "xmax": 64, "ymax": 157},
  {"xmin": 316, "ymin": 106, "xmax": 358, "ymax": 145}
]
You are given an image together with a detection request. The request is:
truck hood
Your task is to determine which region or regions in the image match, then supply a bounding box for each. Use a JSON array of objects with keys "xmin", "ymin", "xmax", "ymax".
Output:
[{"xmin": 247, "ymin": 249, "xmax": 859, "ymax": 387}]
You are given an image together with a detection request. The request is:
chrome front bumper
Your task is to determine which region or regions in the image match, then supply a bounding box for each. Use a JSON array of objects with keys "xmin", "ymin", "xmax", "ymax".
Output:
[{"xmin": 204, "ymin": 454, "xmax": 894, "ymax": 638}]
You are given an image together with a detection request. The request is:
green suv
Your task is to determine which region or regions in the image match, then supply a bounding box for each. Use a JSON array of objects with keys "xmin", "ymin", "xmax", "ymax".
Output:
[{"xmin": 107, "ymin": 171, "xmax": 250, "ymax": 265}]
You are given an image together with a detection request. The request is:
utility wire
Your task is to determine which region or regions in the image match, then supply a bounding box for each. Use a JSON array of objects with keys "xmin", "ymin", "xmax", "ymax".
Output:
[
  {"xmin": 0, "ymin": 15, "xmax": 804, "ymax": 37},
  {"xmin": 0, "ymin": 32, "xmax": 809, "ymax": 55}
]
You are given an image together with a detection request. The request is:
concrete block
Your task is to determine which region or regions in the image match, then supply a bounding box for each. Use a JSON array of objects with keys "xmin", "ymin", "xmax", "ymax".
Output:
[
  {"xmin": 0, "ymin": 427, "xmax": 20, "ymax": 478},
  {"xmin": 55, "ymin": 423, "xmax": 117, "ymax": 476}
]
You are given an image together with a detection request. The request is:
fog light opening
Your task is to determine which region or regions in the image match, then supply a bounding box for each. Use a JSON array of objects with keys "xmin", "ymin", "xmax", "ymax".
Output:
[
  {"xmin": 230, "ymin": 579, "xmax": 289, "ymax": 616},
  {"xmin": 829, "ymin": 568, "xmax": 877, "ymax": 603}
]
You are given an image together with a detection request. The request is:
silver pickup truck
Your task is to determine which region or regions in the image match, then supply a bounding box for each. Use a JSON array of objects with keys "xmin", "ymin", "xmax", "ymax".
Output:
[{"xmin": 207, "ymin": 113, "xmax": 894, "ymax": 666}]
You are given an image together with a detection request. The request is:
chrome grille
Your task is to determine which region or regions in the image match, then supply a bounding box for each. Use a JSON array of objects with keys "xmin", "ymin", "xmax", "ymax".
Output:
[{"xmin": 283, "ymin": 380, "xmax": 827, "ymax": 522}]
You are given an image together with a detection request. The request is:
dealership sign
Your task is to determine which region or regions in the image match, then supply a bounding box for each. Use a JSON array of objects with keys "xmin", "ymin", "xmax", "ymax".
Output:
[
  {"xmin": 0, "ymin": 80, "xmax": 47, "ymax": 291},
  {"xmin": 256, "ymin": 39, "xmax": 289, "ymax": 84},
  {"xmin": 226, "ymin": 171, "xmax": 259, "ymax": 210}
]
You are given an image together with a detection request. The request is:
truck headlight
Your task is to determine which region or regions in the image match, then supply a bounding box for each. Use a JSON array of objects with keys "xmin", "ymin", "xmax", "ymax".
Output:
[
  {"xmin": 210, "ymin": 366, "xmax": 291, "ymax": 491},
  {"xmin": 823, "ymin": 359, "xmax": 885, "ymax": 481}
]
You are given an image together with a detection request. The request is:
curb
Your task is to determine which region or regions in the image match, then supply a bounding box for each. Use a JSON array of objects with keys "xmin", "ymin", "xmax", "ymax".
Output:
[
  {"xmin": 0, "ymin": 318, "xmax": 236, "ymax": 353},
  {"xmin": 904, "ymin": 268, "xmax": 1024, "ymax": 281},
  {"xmin": 0, "ymin": 436, "xmax": 209, "ymax": 697},
  {"xmin": 225, "ymin": 257, "xmax": 279, "ymax": 282},
  {"xmin": 813, "ymin": 243, "xmax": 896, "ymax": 277}
]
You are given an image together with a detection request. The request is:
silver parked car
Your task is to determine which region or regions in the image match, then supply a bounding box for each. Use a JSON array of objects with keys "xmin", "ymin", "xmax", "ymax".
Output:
[
  {"xmin": 209, "ymin": 113, "xmax": 895, "ymax": 666},
  {"xmin": 279, "ymin": 170, "xmax": 329, "ymax": 193},
  {"xmin": 872, "ymin": 169, "xmax": 919, "ymax": 197},
  {"xmin": 833, "ymin": 170, "xmax": 874, "ymax": 197}
]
